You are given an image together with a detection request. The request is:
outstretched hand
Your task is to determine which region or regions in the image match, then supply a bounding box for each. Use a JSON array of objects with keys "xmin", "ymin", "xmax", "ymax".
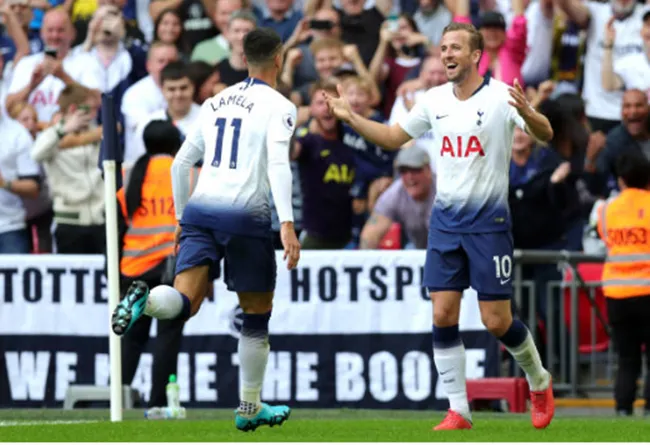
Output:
[
  {"xmin": 323, "ymin": 84, "xmax": 353, "ymax": 123},
  {"xmin": 508, "ymin": 78, "xmax": 533, "ymax": 118}
]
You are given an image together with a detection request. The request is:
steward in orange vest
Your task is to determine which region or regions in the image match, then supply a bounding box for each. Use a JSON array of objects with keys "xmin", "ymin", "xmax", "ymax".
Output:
[
  {"xmin": 596, "ymin": 150, "xmax": 650, "ymax": 416},
  {"xmin": 115, "ymin": 120, "xmax": 198, "ymax": 408}
]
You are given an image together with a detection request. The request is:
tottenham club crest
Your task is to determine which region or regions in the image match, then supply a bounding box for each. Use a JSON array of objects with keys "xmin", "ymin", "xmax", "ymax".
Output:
[{"xmin": 476, "ymin": 110, "xmax": 484, "ymax": 126}]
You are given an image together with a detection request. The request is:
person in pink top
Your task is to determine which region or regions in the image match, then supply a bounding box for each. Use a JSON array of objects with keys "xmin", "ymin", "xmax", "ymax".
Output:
[{"xmin": 452, "ymin": 0, "xmax": 527, "ymax": 86}]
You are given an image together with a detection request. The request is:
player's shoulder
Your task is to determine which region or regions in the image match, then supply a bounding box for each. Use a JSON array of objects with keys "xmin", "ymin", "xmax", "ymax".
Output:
[
  {"xmin": 424, "ymin": 82, "xmax": 453, "ymax": 99},
  {"xmin": 486, "ymin": 77, "xmax": 511, "ymax": 94}
]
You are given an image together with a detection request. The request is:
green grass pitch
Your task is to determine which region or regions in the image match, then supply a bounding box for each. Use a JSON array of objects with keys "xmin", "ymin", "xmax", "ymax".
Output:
[{"xmin": 1, "ymin": 409, "xmax": 648, "ymax": 442}]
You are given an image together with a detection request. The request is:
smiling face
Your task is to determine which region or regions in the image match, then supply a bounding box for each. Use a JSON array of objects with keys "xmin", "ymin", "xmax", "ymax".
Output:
[
  {"xmin": 440, "ymin": 28, "xmax": 481, "ymax": 83},
  {"xmin": 622, "ymin": 89, "xmax": 649, "ymax": 138},
  {"xmin": 399, "ymin": 166, "xmax": 432, "ymax": 201},
  {"xmin": 310, "ymin": 88, "xmax": 338, "ymax": 132}
]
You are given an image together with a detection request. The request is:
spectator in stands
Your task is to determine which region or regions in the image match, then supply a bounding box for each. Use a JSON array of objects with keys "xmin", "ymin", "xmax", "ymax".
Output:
[
  {"xmin": 117, "ymin": 120, "xmax": 192, "ymax": 410},
  {"xmin": 601, "ymin": 7, "xmax": 650, "ymax": 98},
  {"xmin": 149, "ymin": 0, "xmax": 216, "ymax": 49},
  {"xmin": 509, "ymin": 126, "xmax": 572, "ymax": 346},
  {"xmin": 9, "ymin": 101, "xmax": 54, "ymax": 253},
  {"xmin": 186, "ymin": 61, "xmax": 220, "ymax": 104},
  {"xmin": 454, "ymin": 0, "xmax": 527, "ymax": 87},
  {"xmin": 72, "ymin": 0, "xmax": 146, "ymax": 48},
  {"xmin": 0, "ymin": 111, "xmax": 40, "ymax": 254},
  {"xmin": 334, "ymin": 0, "xmax": 390, "ymax": 65},
  {"xmin": 540, "ymin": 94, "xmax": 600, "ymax": 250},
  {"xmin": 369, "ymin": 14, "xmax": 427, "ymax": 116},
  {"xmin": 131, "ymin": 61, "xmax": 201, "ymax": 160},
  {"xmin": 286, "ymin": 38, "xmax": 377, "ymax": 107},
  {"xmin": 360, "ymin": 146, "xmax": 435, "ymax": 250},
  {"xmin": 413, "ymin": 0, "xmax": 452, "ymax": 46},
  {"xmin": 388, "ymin": 55, "xmax": 446, "ymax": 158},
  {"xmin": 31, "ymin": 84, "xmax": 105, "ymax": 254},
  {"xmin": 153, "ymin": 9, "xmax": 189, "ymax": 60},
  {"xmin": 78, "ymin": 5, "xmax": 146, "ymax": 119},
  {"xmin": 292, "ymin": 81, "xmax": 355, "ymax": 249},
  {"xmin": 121, "ymin": 41, "xmax": 178, "ymax": 164},
  {"xmin": 6, "ymin": 8, "xmax": 101, "ymax": 122},
  {"xmin": 521, "ymin": 0, "xmax": 553, "ymax": 89},
  {"xmin": 555, "ymin": 0, "xmax": 645, "ymax": 134},
  {"xmin": 282, "ymin": 8, "xmax": 342, "ymax": 89},
  {"xmin": 253, "ymin": 0, "xmax": 302, "ymax": 42},
  {"xmin": 0, "ymin": 0, "xmax": 43, "ymax": 66},
  {"xmin": 0, "ymin": 1, "xmax": 31, "ymax": 86},
  {"xmin": 191, "ymin": 0, "xmax": 246, "ymax": 64},
  {"xmin": 341, "ymin": 75, "xmax": 394, "ymax": 246},
  {"xmin": 599, "ymin": 89, "xmax": 650, "ymax": 182},
  {"xmin": 215, "ymin": 10, "xmax": 257, "ymax": 87}
]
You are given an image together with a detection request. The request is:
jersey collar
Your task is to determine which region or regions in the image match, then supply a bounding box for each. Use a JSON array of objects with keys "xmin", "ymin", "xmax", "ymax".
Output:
[{"xmin": 243, "ymin": 77, "xmax": 271, "ymax": 88}]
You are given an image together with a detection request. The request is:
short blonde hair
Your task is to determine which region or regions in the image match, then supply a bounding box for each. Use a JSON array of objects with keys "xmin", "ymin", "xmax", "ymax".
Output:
[
  {"xmin": 57, "ymin": 83, "xmax": 93, "ymax": 111},
  {"xmin": 8, "ymin": 101, "xmax": 37, "ymax": 121},
  {"xmin": 310, "ymin": 37, "xmax": 344, "ymax": 57},
  {"xmin": 342, "ymin": 76, "xmax": 372, "ymax": 95}
]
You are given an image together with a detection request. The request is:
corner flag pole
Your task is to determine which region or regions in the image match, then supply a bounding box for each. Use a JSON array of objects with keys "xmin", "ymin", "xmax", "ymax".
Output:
[{"xmin": 101, "ymin": 94, "xmax": 123, "ymax": 422}]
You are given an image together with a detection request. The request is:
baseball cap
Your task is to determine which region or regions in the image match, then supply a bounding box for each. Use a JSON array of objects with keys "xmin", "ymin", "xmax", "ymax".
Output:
[
  {"xmin": 395, "ymin": 146, "xmax": 430, "ymax": 169},
  {"xmin": 479, "ymin": 11, "xmax": 506, "ymax": 29}
]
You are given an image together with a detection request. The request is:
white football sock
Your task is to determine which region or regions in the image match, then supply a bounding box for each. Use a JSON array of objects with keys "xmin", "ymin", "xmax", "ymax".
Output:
[
  {"xmin": 238, "ymin": 330, "xmax": 270, "ymax": 414},
  {"xmin": 434, "ymin": 344, "xmax": 471, "ymax": 420},
  {"xmin": 144, "ymin": 285, "xmax": 183, "ymax": 319},
  {"xmin": 505, "ymin": 331, "xmax": 550, "ymax": 391}
]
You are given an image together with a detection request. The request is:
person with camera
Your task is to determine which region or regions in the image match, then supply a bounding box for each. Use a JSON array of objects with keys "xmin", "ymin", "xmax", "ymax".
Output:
[
  {"xmin": 368, "ymin": 14, "xmax": 428, "ymax": 117},
  {"xmin": 281, "ymin": 8, "xmax": 342, "ymax": 89},
  {"xmin": 5, "ymin": 8, "xmax": 100, "ymax": 122},
  {"xmin": 30, "ymin": 83, "xmax": 105, "ymax": 254},
  {"xmin": 116, "ymin": 119, "xmax": 199, "ymax": 408}
]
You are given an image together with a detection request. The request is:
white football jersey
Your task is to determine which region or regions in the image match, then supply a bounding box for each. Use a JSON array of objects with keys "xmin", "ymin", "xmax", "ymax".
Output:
[
  {"xmin": 399, "ymin": 77, "xmax": 525, "ymax": 233},
  {"xmin": 179, "ymin": 77, "xmax": 297, "ymax": 236}
]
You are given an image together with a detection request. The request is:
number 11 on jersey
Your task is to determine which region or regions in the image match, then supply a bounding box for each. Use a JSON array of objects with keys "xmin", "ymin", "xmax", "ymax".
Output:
[{"xmin": 211, "ymin": 117, "xmax": 242, "ymax": 169}]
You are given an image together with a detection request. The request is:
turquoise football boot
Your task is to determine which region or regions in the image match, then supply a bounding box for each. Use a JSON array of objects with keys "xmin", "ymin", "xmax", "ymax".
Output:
[
  {"xmin": 235, "ymin": 403, "xmax": 291, "ymax": 432},
  {"xmin": 111, "ymin": 280, "xmax": 149, "ymax": 335}
]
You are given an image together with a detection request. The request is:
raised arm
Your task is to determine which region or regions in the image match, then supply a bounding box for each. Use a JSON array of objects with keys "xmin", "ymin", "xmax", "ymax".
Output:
[
  {"xmin": 601, "ymin": 18, "xmax": 624, "ymax": 91},
  {"xmin": 324, "ymin": 85, "xmax": 414, "ymax": 150},
  {"xmin": 554, "ymin": 0, "xmax": 590, "ymax": 29}
]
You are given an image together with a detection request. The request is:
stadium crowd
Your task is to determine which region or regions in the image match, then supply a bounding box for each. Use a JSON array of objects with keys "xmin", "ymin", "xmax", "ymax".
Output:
[{"xmin": 0, "ymin": 0, "xmax": 647, "ymax": 257}]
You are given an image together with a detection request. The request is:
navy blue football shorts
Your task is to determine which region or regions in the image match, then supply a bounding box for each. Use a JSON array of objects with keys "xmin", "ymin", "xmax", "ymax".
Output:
[
  {"xmin": 423, "ymin": 227, "xmax": 514, "ymax": 300},
  {"xmin": 175, "ymin": 223, "xmax": 276, "ymax": 293}
]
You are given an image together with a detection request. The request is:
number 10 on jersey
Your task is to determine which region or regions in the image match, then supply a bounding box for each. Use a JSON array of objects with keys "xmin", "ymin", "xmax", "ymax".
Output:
[{"xmin": 211, "ymin": 117, "xmax": 242, "ymax": 169}]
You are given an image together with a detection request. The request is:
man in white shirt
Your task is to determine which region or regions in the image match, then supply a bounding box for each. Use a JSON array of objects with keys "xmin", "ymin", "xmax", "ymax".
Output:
[
  {"xmin": 388, "ymin": 55, "xmax": 446, "ymax": 165},
  {"xmin": 0, "ymin": 115, "xmax": 40, "ymax": 253},
  {"xmin": 111, "ymin": 28, "xmax": 300, "ymax": 432},
  {"xmin": 128, "ymin": 61, "xmax": 202, "ymax": 163},
  {"xmin": 602, "ymin": 6, "xmax": 650, "ymax": 101},
  {"xmin": 555, "ymin": 0, "xmax": 645, "ymax": 133},
  {"xmin": 325, "ymin": 21, "xmax": 555, "ymax": 431},
  {"xmin": 5, "ymin": 9, "xmax": 101, "ymax": 123},
  {"xmin": 121, "ymin": 41, "xmax": 178, "ymax": 164}
]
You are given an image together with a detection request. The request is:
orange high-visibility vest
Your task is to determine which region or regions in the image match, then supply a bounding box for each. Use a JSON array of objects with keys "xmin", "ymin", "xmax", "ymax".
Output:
[
  {"xmin": 117, "ymin": 156, "xmax": 198, "ymax": 277},
  {"xmin": 596, "ymin": 188, "xmax": 650, "ymax": 299}
]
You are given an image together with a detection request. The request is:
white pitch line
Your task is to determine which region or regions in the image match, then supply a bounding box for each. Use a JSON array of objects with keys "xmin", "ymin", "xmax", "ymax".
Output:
[{"xmin": 0, "ymin": 420, "xmax": 100, "ymax": 427}]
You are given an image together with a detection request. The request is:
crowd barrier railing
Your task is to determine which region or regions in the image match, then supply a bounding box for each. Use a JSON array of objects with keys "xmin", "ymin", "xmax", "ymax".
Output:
[{"xmin": 511, "ymin": 249, "xmax": 614, "ymax": 397}]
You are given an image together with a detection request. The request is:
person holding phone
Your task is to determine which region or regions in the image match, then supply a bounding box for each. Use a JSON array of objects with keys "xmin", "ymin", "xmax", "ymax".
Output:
[
  {"xmin": 5, "ymin": 9, "xmax": 101, "ymax": 123},
  {"xmin": 281, "ymin": 8, "xmax": 342, "ymax": 89}
]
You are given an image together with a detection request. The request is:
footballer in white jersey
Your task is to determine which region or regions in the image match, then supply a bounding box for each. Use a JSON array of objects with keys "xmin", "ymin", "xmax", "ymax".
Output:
[
  {"xmin": 325, "ymin": 21, "xmax": 555, "ymax": 431},
  {"xmin": 111, "ymin": 28, "xmax": 299, "ymax": 432}
]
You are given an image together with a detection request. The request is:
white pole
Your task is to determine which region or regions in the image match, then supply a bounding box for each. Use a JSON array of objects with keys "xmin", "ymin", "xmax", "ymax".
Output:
[{"xmin": 103, "ymin": 159, "xmax": 123, "ymax": 422}]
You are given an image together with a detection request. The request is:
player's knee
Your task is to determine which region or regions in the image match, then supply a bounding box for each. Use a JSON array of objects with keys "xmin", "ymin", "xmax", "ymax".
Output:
[
  {"xmin": 432, "ymin": 304, "xmax": 460, "ymax": 327},
  {"xmin": 480, "ymin": 311, "xmax": 513, "ymax": 337},
  {"xmin": 238, "ymin": 292, "xmax": 273, "ymax": 314}
]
